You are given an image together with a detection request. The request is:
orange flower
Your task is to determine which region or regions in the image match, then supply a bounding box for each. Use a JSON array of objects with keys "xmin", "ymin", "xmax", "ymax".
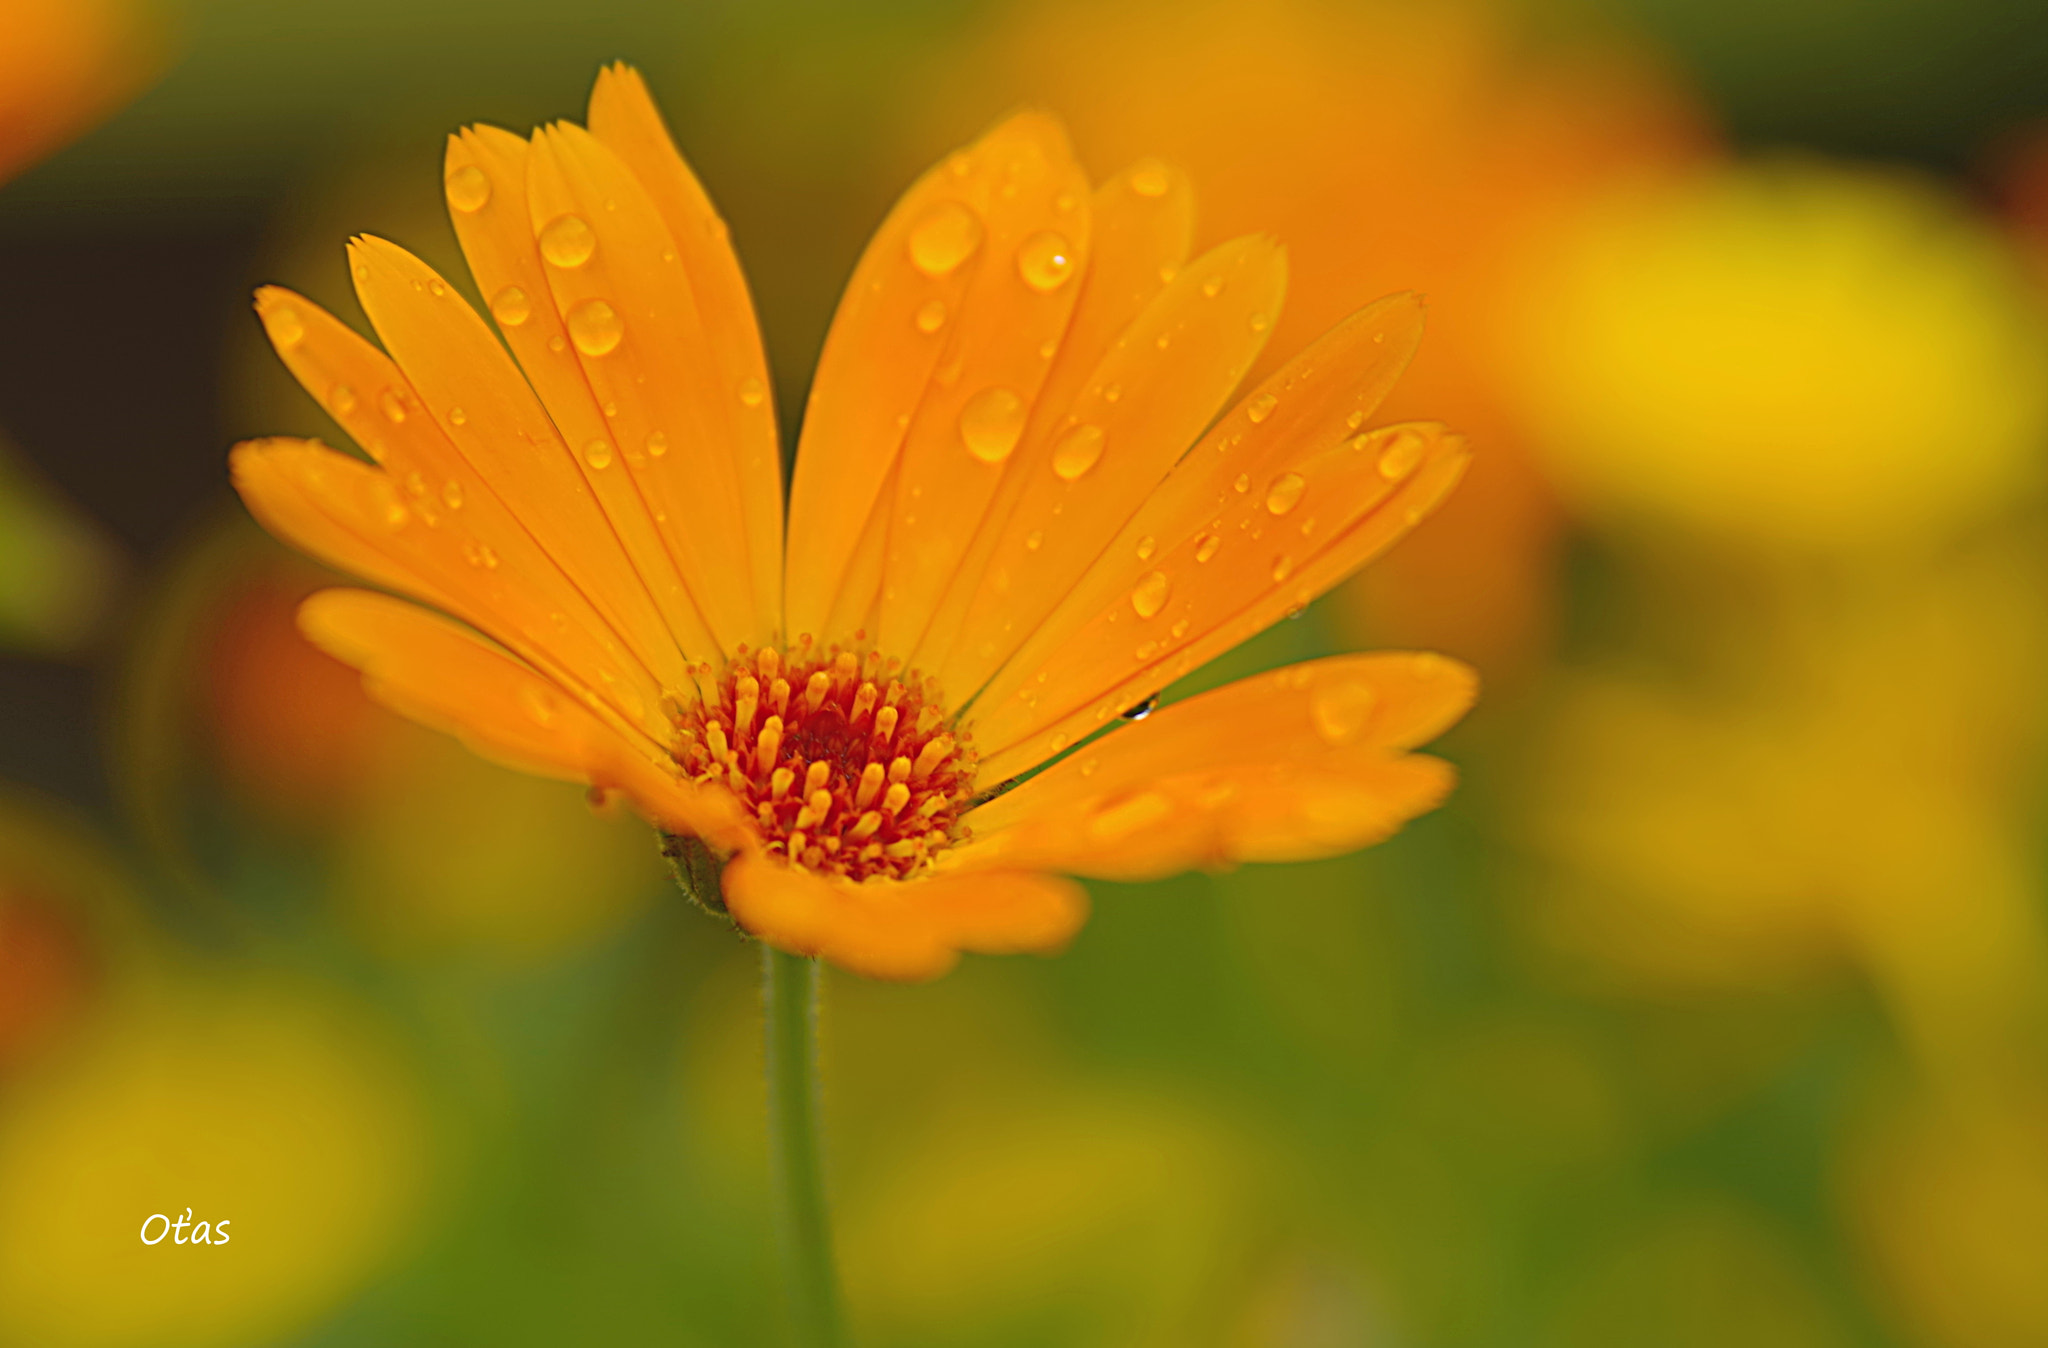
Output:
[{"xmin": 230, "ymin": 66, "xmax": 1475, "ymax": 979}]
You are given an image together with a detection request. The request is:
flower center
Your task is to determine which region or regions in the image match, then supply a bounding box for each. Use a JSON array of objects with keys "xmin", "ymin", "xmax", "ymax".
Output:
[{"xmin": 673, "ymin": 641, "xmax": 977, "ymax": 882}]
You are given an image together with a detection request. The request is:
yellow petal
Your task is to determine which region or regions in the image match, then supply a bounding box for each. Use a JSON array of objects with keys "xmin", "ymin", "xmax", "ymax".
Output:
[
  {"xmin": 300, "ymin": 588, "xmax": 750, "ymax": 851},
  {"xmin": 953, "ymin": 653, "xmax": 1475, "ymax": 878},
  {"xmin": 230, "ymin": 433, "xmax": 669, "ymax": 749},
  {"xmin": 967, "ymin": 296, "xmax": 1467, "ymax": 783},
  {"xmin": 785, "ymin": 111, "xmax": 1088, "ymax": 648},
  {"xmin": 524, "ymin": 121, "xmax": 774, "ymax": 651},
  {"xmin": 586, "ymin": 63, "xmax": 785, "ymax": 632},
  {"xmin": 723, "ymin": 849, "xmax": 1088, "ymax": 981},
  {"xmin": 922, "ymin": 231, "xmax": 1288, "ymax": 702}
]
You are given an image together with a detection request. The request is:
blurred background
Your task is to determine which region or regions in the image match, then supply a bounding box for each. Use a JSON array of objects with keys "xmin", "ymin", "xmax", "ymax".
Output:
[{"xmin": 3, "ymin": 0, "xmax": 2048, "ymax": 1342}]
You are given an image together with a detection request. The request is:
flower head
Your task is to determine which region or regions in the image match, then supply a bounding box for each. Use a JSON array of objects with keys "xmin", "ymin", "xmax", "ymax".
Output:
[{"xmin": 232, "ymin": 65, "xmax": 1474, "ymax": 979}]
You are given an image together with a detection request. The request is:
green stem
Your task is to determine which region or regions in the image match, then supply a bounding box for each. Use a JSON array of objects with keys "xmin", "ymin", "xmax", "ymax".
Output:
[{"xmin": 762, "ymin": 943, "xmax": 847, "ymax": 1348}]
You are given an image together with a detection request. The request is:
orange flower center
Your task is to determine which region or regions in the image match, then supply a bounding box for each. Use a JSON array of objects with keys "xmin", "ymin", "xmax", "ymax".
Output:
[{"xmin": 674, "ymin": 642, "xmax": 978, "ymax": 882}]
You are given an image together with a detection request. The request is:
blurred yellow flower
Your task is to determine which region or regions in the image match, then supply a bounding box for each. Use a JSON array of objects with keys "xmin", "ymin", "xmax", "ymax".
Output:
[
  {"xmin": 905, "ymin": 0, "xmax": 1710, "ymax": 675},
  {"xmin": 1506, "ymin": 160, "xmax": 2048, "ymax": 551},
  {"xmin": 230, "ymin": 64, "xmax": 1474, "ymax": 979},
  {"xmin": 0, "ymin": 978, "xmax": 427, "ymax": 1348}
]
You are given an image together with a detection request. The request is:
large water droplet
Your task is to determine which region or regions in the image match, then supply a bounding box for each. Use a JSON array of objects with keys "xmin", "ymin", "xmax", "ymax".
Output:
[
  {"xmin": 539, "ymin": 214, "xmax": 596, "ymax": 268},
  {"xmin": 1312, "ymin": 680, "xmax": 1378, "ymax": 744},
  {"xmin": 1050, "ymin": 424, "xmax": 1104, "ymax": 481},
  {"xmin": 1247, "ymin": 393, "xmax": 1277, "ymax": 423},
  {"xmin": 584, "ymin": 438, "xmax": 614, "ymax": 470},
  {"xmin": 645, "ymin": 430, "xmax": 668, "ymax": 458},
  {"xmin": 1016, "ymin": 231, "xmax": 1075, "ymax": 291},
  {"xmin": 1129, "ymin": 161, "xmax": 1171, "ymax": 197},
  {"xmin": 490, "ymin": 285, "xmax": 531, "ymax": 327},
  {"xmin": 567, "ymin": 298, "xmax": 623, "ymax": 356},
  {"xmin": 445, "ymin": 164, "xmax": 491, "ymax": 213},
  {"xmin": 738, "ymin": 377, "xmax": 766, "ymax": 408},
  {"xmin": 907, "ymin": 202, "xmax": 981, "ymax": 276},
  {"xmin": 1378, "ymin": 429, "xmax": 1426, "ymax": 480},
  {"xmin": 1265, "ymin": 472, "xmax": 1305, "ymax": 515},
  {"xmin": 960, "ymin": 387, "xmax": 1024, "ymax": 463},
  {"xmin": 379, "ymin": 389, "xmax": 407, "ymax": 423},
  {"xmin": 1130, "ymin": 570, "xmax": 1171, "ymax": 618},
  {"xmin": 264, "ymin": 305, "xmax": 305, "ymax": 350},
  {"xmin": 915, "ymin": 299, "xmax": 947, "ymax": 334}
]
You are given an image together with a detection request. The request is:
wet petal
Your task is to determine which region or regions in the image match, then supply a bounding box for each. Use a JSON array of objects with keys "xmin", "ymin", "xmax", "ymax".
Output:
[{"xmin": 954, "ymin": 653, "xmax": 1475, "ymax": 878}]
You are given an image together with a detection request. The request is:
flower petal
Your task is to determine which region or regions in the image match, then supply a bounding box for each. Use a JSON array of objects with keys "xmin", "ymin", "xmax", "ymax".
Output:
[
  {"xmin": 967, "ymin": 296, "xmax": 1469, "ymax": 784},
  {"xmin": 230, "ymin": 433, "xmax": 670, "ymax": 749},
  {"xmin": 952, "ymin": 653, "xmax": 1475, "ymax": 878},
  {"xmin": 785, "ymin": 111, "xmax": 1089, "ymax": 648},
  {"xmin": 300, "ymin": 588, "xmax": 750, "ymax": 850},
  {"xmin": 919, "ymin": 230, "xmax": 1288, "ymax": 704},
  {"xmin": 337, "ymin": 239, "xmax": 712, "ymax": 691},
  {"xmin": 585, "ymin": 63, "xmax": 785, "ymax": 639},
  {"xmin": 524, "ymin": 120, "xmax": 776, "ymax": 652},
  {"xmin": 723, "ymin": 850, "xmax": 1088, "ymax": 981}
]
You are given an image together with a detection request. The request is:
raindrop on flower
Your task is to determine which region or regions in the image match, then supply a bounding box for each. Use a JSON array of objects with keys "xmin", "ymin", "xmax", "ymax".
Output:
[
  {"xmin": 539, "ymin": 214, "xmax": 597, "ymax": 268},
  {"xmin": 1271, "ymin": 555, "xmax": 1294, "ymax": 582},
  {"xmin": 1135, "ymin": 536, "xmax": 1156, "ymax": 561},
  {"xmin": 645, "ymin": 431, "xmax": 668, "ymax": 458},
  {"xmin": 738, "ymin": 376, "xmax": 766, "ymax": 408},
  {"xmin": 379, "ymin": 389, "xmax": 407, "ymax": 423},
  {"xmin": 567, "ymin": 298, "xmax": 623, "ymax": 356},
  {"xmin": 1050, "ymin": 424, "xmax": 1104, "ymax": 481},
  {"xmin": 445, "ymin": 165, "xmax": 491, "ymax": 212},
  {"xmin": 1129, "ymin": 161, "xmax": 1171, "ymax": 197},
  {"xmin": 264, "ymin": 305, "xmax": 305, "ymax": 350},
  {"xmin": 584, "ymin": 438, "xmax": 614, "ymax": 470},
  {"xmin": 328, "ymin": 383, "xmax": 357, "ymax": 415},
  {"xmin": 1016, "ymin": 231, "xmax": 1075, "ymax": 291},
  {"xmin": 907, "ymin": 202, "xmax": 982, "ymax": 276},
  {"xmin": 915, "ymin": 299, "xmax": 946, "ymax": 334},
  {"xmin": 490, "ymin": 285, "xmax": 532, "ymax": 327},
  {"xmin": 1247, "ymin": 393, "xmax": 1277, "ymax": 423},
  {"xmin": 1378, "ymin": 429, "xmax": 1426, "ymax": 480},
  {"xmin": 1194, "ymin": 532, "xmax": 1220, "ymax": 562},
  {"xmin": 1130, "ymin": 570, "xmax": 1171, "ymax": 618},
  {"xmin": 1265, "ymin": 472, "xmax": 1305, "ymax": 515},
  {"xmin": 1312, "ymin": 680, "xmax": 1378, "ymax": 745},
  {"xmin": 448, "ymin": 407, "xmax": 467, "ymax": 427},
  {"xmin": 960, "ymin": 387, "xmax": 1025, "ymax": 463}
]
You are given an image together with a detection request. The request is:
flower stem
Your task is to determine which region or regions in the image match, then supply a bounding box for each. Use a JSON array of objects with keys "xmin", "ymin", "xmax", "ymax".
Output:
[{"xmin": 762, "ymin": 943, "xmax": 847, "ymax": 1348}]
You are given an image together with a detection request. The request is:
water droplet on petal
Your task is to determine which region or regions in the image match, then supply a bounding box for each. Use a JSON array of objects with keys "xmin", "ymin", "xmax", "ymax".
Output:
[
  {"xmin": 1050, "ymin": 424, "xmax": 1104, "ymax": 481},
  {"xmin": 1038, "ymin": 337, "xmax": 1058, "ymax": 359},
  {"xmin": 379, "ymin": 389, "xmax": 407, "ymax": 423},
  {"xmin": 739, "ymin": 376, "xmax": 766, "ymax": 408},
  {"xmin": 1130, "ymin": 570, "xmax": 1170, "ymax": 618},
  {"xmin": 1265, "ymin": 472, "xmax": 1305, "ymax": 515},
  {"xmin": 1103, "ymin": 382, "xmax": 1122, "ymax": 404},
  {"xmin": 328, "ymin": 383, "xmax": 357, "ymax": 415},
  {"xmin": 491, "ymin": 285, "xmax": 532, "ymax": 327},
  {"xmin": 567, "ymin": 298, "xmax": 623, "ymax": 356},
  {"xmin": 959, "ymin": 387, "xmax": 1024, "ymax": 463},
  {"xmin": 445, "ymin": 164, "xmax": 491, "ymax": 212},
  {"xmin": 448, "ymin": 407, "xmax": 467, "ymax": 427},
  {"xmin": 1194, "ymin": 532, "xmax": 1220, "ymax": 562},
  {"xmin": 1247, "ymin": 393, "xmax": 1277, "ymax": 423},
  {"xmin": 1025, "ymin": 530, "xmax": 1044, "ymax": 551},
  {"xmin": 442, "ymin": 480, "xmax": 463, "ymax": 510},
  {"xmin": 1233, "ymin": 473, "xmax": 1250, "ymax": 493},
  {"xmin": 520, "ymin": 684, "xmax": 559, "ymax": 726},
  {"xmin": 540, "ymin": 214, "xmax": 597, "ymax": 268},
  {"xmin": 1201, "ymin": 275, "xmax": 1224, "ymax": 299},
  {"xmin": 427, "ymin": 279, "xmax": 446, "ymax": 298},
  {"xmin": 1346, "ymin": 410, "xmax": 1365, "ymax": 430},
  {"xmin": 1271, "ymin": 555, "xmax": 1294, "ymax": 582},
  {"xmin": 915, "ymin": 299, "xmax": 946, "ymax": 334},
  {"xmin": 584, "ymin": 438, "xmax": 614, "ymax": 470},
  {"xmin": 1016, "ymin": 230, "xmax": 1075, "ymax": 291},
  {"xmin": 645, "ymin": 431, "xmax": 668, "ymax": 458},
  {"xmin": 547, "ymin": 334, "xmax": 566, "ymax": 353},
  {"xmin": 907, "ymin": 202, "xmax": 981, "ymax": 276},
  {"xmin": 1129, "ymin": 160, "xmax": 1171, "ymax": 197},
  {"xmin": 1312, "ymin": 680, "xmax": 1378, "ymax": 744},
  {"xmin": 1121, "ymin": 694, "xmax": 1159, "ymax": 721},
  {"xmin": 1135, "ymin": 536, "xmax": 1156, "ymax": 561},
  {"xmin": 263, "ymin": 305, "xmax": 305, "ymax": 350},
  {"xmin": 1249, "ymin": 312, "xmax": 1270, "ymax": 333},
  {"xmin": 1379, "ymin": 428, "xmax": 1427, "ymax": 479}
]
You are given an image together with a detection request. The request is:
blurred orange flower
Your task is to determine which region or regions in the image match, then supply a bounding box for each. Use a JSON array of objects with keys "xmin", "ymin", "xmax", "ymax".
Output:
[
  {"xmin": 230, "ymin": 64, "xmax": 1475, "ymax": 979},
  {"xmin": 0, "ymin": 0, "xmax": 155, "ymax": 187},
  {"xmin": 907, "ymin": 0, "xmax": 1711, "ymax": 677}
]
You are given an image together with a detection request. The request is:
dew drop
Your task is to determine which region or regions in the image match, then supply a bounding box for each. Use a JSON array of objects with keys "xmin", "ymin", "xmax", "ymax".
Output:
[
  {"xmin": 1201, "ymin": 275, "xmax": 1224, "ymax": 299},
  {"xmin": 1130, "ymin": 570, "xmax": 1171, "ymax": 618},
  {"xmin": 739, "ymin": 376, "xmax": 766, "ymax": 408},
  {"xmin": 1129, "ymin": 160, "xmax": 1171, "ymax": 197},
  {"xmin": 1025, "ymin": 530, "xmax": 1044, "ymax": 551},
  {"xmin": 1016, "ymin": 230, "xmax": 1075, "ymax": 291},
  {"xmin": 404, "ymin": 471, "xmax": 428, "ymax": 498},
  {"xmin": 1050, "ymin": 424, "xmax": 1104, "ymax": 481},
  {"xmin": 445, "ymin": 164, "xmax": 491, "ymax": 212},
  {"xmin": 1135, "ymin": 640, "xmax": 1160, "ymax": 660},
  {"xmin": 1233, "ymin": 473, "xmax": 1250, "ymax": 493},
  {"xmin": 584, "ymin": 438, "xmax": 614, "ymax": 470},
  {"xmin": 1265, "ymin": 471, "xmax": 1305, "ymax": 515},
  {"xmin": 567, "ymin": 298, "xmax": 623, "ymax": 356},
  {"xmin": 379, "ymin": 389, "xmax": 407, "ymax": 423},
  {"xmin": 539, "ymin": 214, "xmax": 597, "ymax": 268},
  {"xmin": 1170, "ymin": 618, "xmax": 1189, "ymax": 639},
  {"xmin": 491, "ymin": 285, "xmax": 532, "ymax": 327},
  {"xmin": 1312, "ymin": 680, "xmax": 1378, "ymax": 745},
  {"xmin": 1103, "ymin": 382, "xmax": 1122, "ymax": 404},
  {"xmin": 519, "ymin": 684, "xmax": 559, "ymax": 726},
  {"xmin": 428, "ymin": 279, "xmax": 446, "ymax": 298},
  {"xmin": 1247, "ymin": 393, "xmax": 1277, "ymax": 423},
  {"xmin": 959, "ymin": 387, "xmax": 1025, "ymax": 463},
  {"xmin": 1135, "ymin": 536, "xmax": 1156, "ymax": 561},
  {"xmin": 328, "ymin": 383, "xmax": 357, "ymax": 415},
  {"xmin": 442, "ymin": 480, "xmax": 463, "ymax": 510},
  {"xmin": 1271, "ymin": 555, "xmax": 1294, "ymax": 582},
  {"xmin": 264, "ymin": 305, "xmax": 305, "ymax": 350},
  {"xmin": 1038, "ymin": 337, "xmax": 1058, "ymax": 360},
  {"xmin": 1346, "ymin": 410, "xmax": 1365, "ymax": 430},
  {"xmin": 645, "ymin": 430, "xmax": 669, "ymax": 458},
  {"xmin": 547, "ymin": 334, "xmax": 566, "ymax": 353},
  {"xmin": 1194, "ymin": 532, "xmax": 1220, "ymax": 562},
  {"xmin": 915, "ymin": 299, "xmax": 947, "ymax": 334},
  {"xmin": 1378, "ymin": 428, "xmax": 1426, "ymax": 480},
  {"xmin": 907, "ymin": 202, "xmax": 982, "ymax": 276},
  {"xmin": 1249, "ymin": 312, "xmax": 1270, "ymax": 333}
]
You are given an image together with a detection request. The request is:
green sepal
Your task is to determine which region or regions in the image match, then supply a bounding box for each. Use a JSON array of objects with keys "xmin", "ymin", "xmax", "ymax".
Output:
[{"xmin": 659, "ymin": 831, "xmax": 732, "ymax": 917}]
